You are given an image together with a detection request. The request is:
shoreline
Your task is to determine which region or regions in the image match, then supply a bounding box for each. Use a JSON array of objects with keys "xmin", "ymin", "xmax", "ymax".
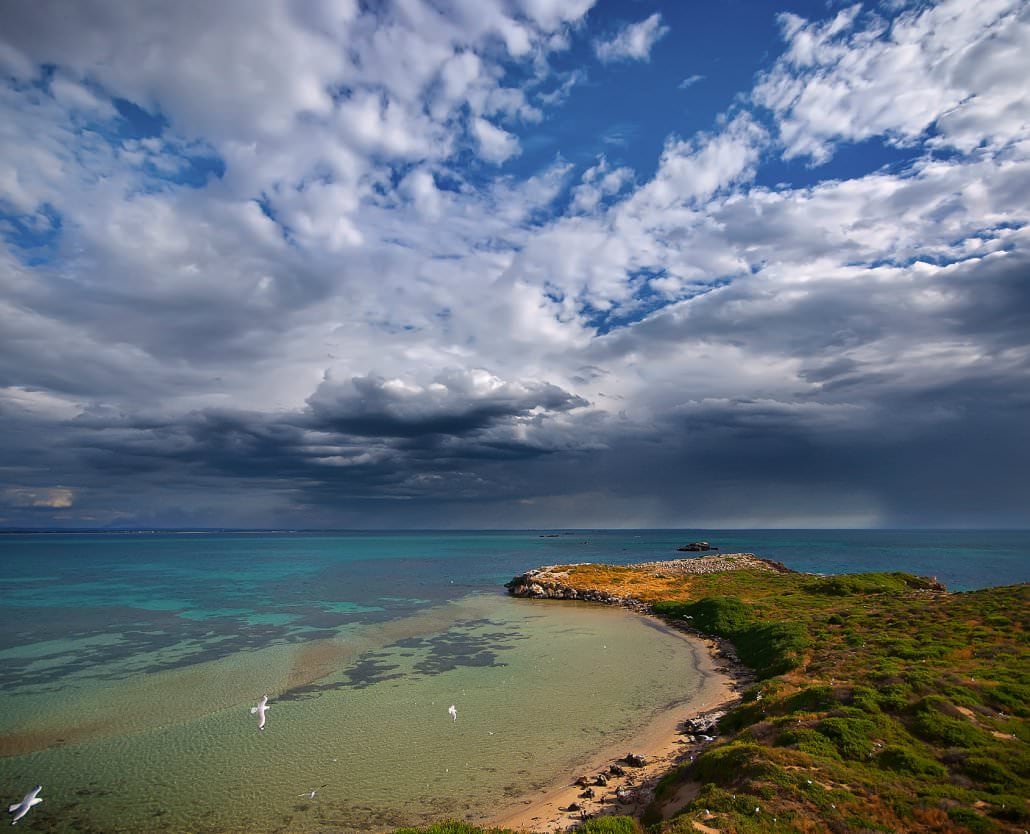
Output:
[{"xmin": 486, "ymin": 612, "xmax": 751, "ymax": 832}]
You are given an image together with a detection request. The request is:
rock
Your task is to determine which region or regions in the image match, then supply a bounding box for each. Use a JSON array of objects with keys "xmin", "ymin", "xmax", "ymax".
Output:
[
  {"xmin": 623, "ymin": 753, "xmax": 647, "ymax": 767},
  {"xmin": 505, "ymin": 555, "xmax": 792, "ymax": 616},
  {"xmin": 608, "ymin": 764, "xmax": 626, "ymax": 777},
  {"xmin": 595, "ymin": 774, "xmax": 608, "ymax": 787},
  {"xmin": 563, "ymin": 803, "xmax": 581, "ymax": 813},
  {"xmin": 677, "ymin": 541, "xmax": 712, "ymax": 552},
  {"xmin": 579, "ymin": 788, "xmax": 595, "ymax": 799},
  {"xmin": 615, "ymin": 787, "xmax": 636, "ymax": 804},
  {"xmin": 574, "ymin": 776, "xmax": 591, "ymax": 787}
]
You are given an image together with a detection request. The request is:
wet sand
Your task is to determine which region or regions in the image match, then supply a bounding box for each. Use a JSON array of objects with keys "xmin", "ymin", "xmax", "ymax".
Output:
[{"xmin": 487, "ymin": 618, "xmax": 748, "ymax": 832}]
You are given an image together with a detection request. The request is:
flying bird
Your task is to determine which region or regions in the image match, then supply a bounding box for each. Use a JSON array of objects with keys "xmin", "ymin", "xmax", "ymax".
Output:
[
  {"xmin": 297, "ymin": 784, "xmax": 327, "ymax": 800},
  {"xmin": 8, "ymin": 785, "xmax": 42, "ymax": 825},
  {"xmin": 251, "ymin": 694, "xmax": 272, "ymax": 730},
  {"xmin": 448, "ymin": 704, "xmax": 457, "ymax": 722}
]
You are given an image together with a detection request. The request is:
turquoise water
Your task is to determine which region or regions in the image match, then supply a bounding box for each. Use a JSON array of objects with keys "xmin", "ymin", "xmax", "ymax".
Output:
[{"xmin": 0, "ymin": 530, "xmax": 1027, "ymax": 831}]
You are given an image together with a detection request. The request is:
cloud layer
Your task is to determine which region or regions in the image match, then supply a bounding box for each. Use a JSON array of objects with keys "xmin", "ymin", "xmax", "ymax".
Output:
[{"xmin": 1, "ymin": 0, "xmax": 1028, "ymax": 528}]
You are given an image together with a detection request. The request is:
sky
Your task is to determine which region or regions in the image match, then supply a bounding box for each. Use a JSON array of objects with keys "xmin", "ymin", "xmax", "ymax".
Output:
[{"xmin": 1, "ymin": 0, "xmax": 1028, "ymax": 530}]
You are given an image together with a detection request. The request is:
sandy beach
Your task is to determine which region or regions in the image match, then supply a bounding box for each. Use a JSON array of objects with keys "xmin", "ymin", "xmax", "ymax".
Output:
[{"xmin": 487, "ymin": 616, "xmax": 749, "ymax": 832}]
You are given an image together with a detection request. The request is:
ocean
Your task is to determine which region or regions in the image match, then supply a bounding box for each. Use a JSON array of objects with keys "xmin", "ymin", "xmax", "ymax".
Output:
[{"xmin": 0, "ymin": 529, "xmax": 1027, "ymax": 832}]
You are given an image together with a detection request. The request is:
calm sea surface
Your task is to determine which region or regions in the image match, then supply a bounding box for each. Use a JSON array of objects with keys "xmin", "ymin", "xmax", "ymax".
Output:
[{"xmin": 0, "ymin": 530, "xmax": 1027, "ymax": 832}]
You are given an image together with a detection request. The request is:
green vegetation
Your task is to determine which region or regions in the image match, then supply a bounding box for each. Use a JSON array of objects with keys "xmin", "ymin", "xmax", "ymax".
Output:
[
  {"xmin": 652, "ymin": 597, "xmax": 808, "ymax": 679},
  {"xmin": 576, "ymin": 816, "xmax": 644, "ymax": 834},
  {"xmin": 566, "ymin": 565, "xmax": 1029, "ymax": 834}
]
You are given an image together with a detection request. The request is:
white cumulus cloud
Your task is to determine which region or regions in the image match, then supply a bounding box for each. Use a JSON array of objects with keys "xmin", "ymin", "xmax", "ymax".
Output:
[
  {"xmin": 471, "ymin": 116, "xmax": 521, "ymax": 163},
  {"xmin": 594, "ymin": 13, "xmax": 670, "ymax": 63}
]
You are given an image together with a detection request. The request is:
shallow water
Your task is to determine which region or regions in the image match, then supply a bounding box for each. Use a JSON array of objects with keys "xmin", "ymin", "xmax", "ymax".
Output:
[
  {"xmin": 0, "ymin": 594, "xmax": 704, "ymax": 833},
  {"xmin": 1, "ymin": 529, "xmax": 1025, "ymax": 832}
]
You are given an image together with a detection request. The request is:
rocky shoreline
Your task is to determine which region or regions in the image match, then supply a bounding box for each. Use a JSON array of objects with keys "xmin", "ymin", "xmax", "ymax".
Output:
[{"xmin": 504, "ymin": 553, "xmax": 793, "ymax": 610}]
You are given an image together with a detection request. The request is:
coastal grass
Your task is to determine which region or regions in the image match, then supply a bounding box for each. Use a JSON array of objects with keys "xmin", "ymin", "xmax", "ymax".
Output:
[{"xmin": 552, "ymin": 563, "xmax": 1029, "ymax": 833}]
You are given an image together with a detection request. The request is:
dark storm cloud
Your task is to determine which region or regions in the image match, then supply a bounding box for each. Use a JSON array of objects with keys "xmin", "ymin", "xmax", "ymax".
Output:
[
  {"xmin": 3, "ymin": 242, "xmax": 1028, "ymax": 528},
  {"xmin": 0, "ymin": 368, "xmax": 593, "ymax": 524},
  {"xmin": 305, "ymin": 370, "xmax": 587, "ymax": 438}
]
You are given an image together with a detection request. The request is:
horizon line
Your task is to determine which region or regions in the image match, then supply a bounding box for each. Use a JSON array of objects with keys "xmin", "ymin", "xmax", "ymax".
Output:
[{"xmin": 2, "ymin": 526, "xmax": 1029, "ymax": 534}]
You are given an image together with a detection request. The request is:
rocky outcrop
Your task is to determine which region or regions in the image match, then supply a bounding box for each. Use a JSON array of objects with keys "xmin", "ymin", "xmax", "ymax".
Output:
[
  {"xmin": 504, "ymin": 554, "xmax": 793, "ymax": 611},
  {"xmin": 633, "ymin": 554, "xmax": 793, "ymax": 575},
  {"xmin": 503, "ymin": 565, "xmax": 649, "ymax": 611},
  {"xmin": 677, "ymin": 541, "xmax": 715, "ymax": 552}
]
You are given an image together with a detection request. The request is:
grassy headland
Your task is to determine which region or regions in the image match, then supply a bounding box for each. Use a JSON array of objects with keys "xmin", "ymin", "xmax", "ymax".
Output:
[{"xmin": 409, "ymin": 559, "xmax": 1028, "ymax": 834}]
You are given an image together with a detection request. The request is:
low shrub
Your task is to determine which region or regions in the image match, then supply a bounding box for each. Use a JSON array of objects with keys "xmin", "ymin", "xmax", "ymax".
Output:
[
  {"xmin": 945, "ymin": 807, "xmax": 992, "ymax": 833},
  {"xmin": 773, "ymin": 728, "xmax": 841, "ymax": 759},
  {"xmin": 911, "ymin": 700, "xmax": 985, "ymax": 748},
  {"xmin": 876, "ymin": 745, "xmax": 945, "ymax": 776},
  {"xmin": 718, "ymin": 702, "xmax": 764, "ymax": 732},
  {"xmin": 816, "ymin": 716, "xmax": 877, "ymax": 760},
  {"xmin": 735, "ymin": 621, "xmax": 809, "ymax": 679},
  {"xmin": 691, "ymin": 743, "xmax": 770, "ymax": 783},
  {"xmin": 877, "ymin": 683, "xmax": 913, "ymax": 713},
  {"xmin": 959, "ymin": 756, "xmax": 1018, "ymax": 790},
  {"xmin": 990, "ymin": 682, "xmax": 1030, "ymax": 718},
  {"xmin": 987, "ymin": 794, "xmax": 1030, "ymax": 823},
  {"xmin": 850, "ymin": 686, "xmax": 881, "ymax": 713},
  {"xmin": 656, "ymin": 596, "xmax": 752, "ymax": 635},
  {"xmin": 783, "ymin": 686, "xmax": 838, "ymax": 713},
  {"xmin": 806, "ymin": 573, "xmax": 927, "ymax": 596},
  {"xmin": 577, "ymin": 817, "xmax": 642, "ymax": 834},
  {"xmin": 655, "ymin": 596, "xmax": 808, "ymax": 679}
]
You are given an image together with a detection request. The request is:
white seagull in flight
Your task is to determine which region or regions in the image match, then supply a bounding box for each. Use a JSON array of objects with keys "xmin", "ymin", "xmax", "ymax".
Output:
[
  {"xmin": 448, "ymin": 704, "xmax": 457, "ymax": 722},
  {"xmin": 251, "ymin": 695, "xmax": 272, "ymax": 730},
  {"xmin": 8, "ymin": 785, "xmax": 42, "ymax": 825}
]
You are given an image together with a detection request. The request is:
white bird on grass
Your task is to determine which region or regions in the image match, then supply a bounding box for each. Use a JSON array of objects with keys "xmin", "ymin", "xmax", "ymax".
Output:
[
  {"xmin": 448, "ymin": 704, "xmax": 457, "ymax": 722},
  {"xmin": 251, "ymin": 694, "xmax": 272, "ymax": 730},
  {"xmin": 8, "ymin": 785, "xmax": 42, "ymax": 825}
]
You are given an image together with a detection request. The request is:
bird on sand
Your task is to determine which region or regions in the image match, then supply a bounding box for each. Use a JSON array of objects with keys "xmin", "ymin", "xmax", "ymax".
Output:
[
  {"xmin": 297, "ymin": 785, "xmax": 327, "ymax": 800},
  {"xmin": 448, "ymin": 704, "xmax": 457, "ymax": 721},
  {"xmin": 8, "ymin": 785, "xmax": 42, "ymax": 825},
  {"xmin": 251, "ymin": 694, "xmax": 272, "ymax": 730}
]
